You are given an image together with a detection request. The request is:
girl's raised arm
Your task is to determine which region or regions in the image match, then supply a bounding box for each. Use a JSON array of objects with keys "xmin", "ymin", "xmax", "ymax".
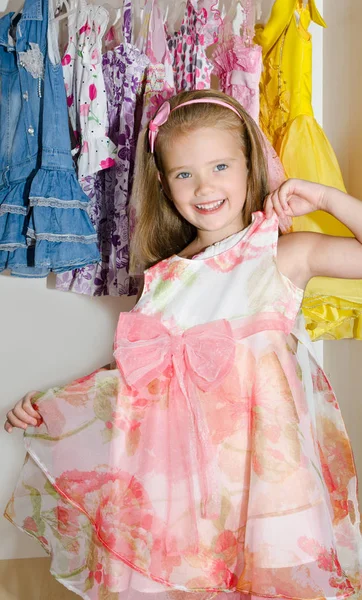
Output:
[{"xmin": 266, "ymin": 178, "xmax": 362, "ymax": 284}]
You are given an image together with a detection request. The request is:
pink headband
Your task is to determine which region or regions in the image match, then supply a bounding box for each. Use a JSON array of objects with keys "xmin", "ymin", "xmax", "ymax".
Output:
[{"xmin": 148, "ymin": 98, "xmax": 243, "ymax": 153}]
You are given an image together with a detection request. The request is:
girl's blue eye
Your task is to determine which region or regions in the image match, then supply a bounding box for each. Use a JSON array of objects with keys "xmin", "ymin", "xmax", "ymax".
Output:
[
  {"xmin": 215, "ymin": 164, "xmax": 228, "ymax": 172},
  {"xmin": 176, "ymin": 172, "xmax": 191, "ymax": 179}
]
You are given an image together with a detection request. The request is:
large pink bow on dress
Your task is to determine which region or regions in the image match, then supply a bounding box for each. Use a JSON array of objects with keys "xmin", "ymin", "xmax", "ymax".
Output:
[{"xmin": 114, "ymin": 313, "xmax": 235, "ymax": 544}]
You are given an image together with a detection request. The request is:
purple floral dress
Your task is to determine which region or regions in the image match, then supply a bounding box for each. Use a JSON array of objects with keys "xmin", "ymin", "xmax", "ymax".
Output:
[{"xmin": 56, "ymin": 0, "xmax": 149, "ymax": 296}]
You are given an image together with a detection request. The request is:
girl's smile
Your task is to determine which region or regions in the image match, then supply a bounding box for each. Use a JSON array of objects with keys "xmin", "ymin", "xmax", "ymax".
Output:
[{"xmin": 194, "ymin": 198, "xmax": 226, "ymax": 213}]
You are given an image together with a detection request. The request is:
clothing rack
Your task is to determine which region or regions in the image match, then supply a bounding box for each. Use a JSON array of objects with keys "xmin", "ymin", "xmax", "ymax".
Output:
[{"xmin": 52, "ymin": 0, "xmax": 264, "ymax": 43}]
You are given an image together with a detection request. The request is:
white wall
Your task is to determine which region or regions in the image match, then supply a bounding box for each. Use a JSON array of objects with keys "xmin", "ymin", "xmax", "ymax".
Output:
[{"xmin": 0, "ymin": 276, "xmax": 134, "ymax": 559}]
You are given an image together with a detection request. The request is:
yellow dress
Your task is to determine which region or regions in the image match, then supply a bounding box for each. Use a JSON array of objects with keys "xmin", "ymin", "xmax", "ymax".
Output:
[{"xmin": 255, "ymin": 0, "xmax": 362, "ymax": 340}]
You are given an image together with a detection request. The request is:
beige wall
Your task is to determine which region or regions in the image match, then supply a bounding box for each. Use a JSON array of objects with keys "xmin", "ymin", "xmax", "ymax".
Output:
[{"xmin": 322, "ymin": 1, "xmax": 362, "ymax": 497}]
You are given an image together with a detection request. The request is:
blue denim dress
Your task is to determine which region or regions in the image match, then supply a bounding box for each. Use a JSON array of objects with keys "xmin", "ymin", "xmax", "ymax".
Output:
[{"xmin": 0, "ymin": 0, "xmax": 100, "ymax": 276}]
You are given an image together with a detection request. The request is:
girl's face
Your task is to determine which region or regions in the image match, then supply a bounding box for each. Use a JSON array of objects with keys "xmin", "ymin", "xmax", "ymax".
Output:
[{"xmin": 161, "ymin": 126, "xmax": 248, "ymax": 241}]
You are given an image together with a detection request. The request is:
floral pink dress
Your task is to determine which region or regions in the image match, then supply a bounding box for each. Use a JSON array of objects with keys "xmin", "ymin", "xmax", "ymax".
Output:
[
  {"xmin": 212, "ymin": 3, "xmax": 285, "ymax": 191},
  {"xmin": 166, "ymin": 0, "xmax": 222, "ymax": 92},
  {"xmin": 62, "ymin": 0, "xmax": 117, "ymax": 179},
  {"xmin": 127, "ymin": 0, "xmax": 175, "ymax": 256},
  {"xmin": 136, "ymin": 0, "xmax": 174, "ymax": 128},
  {"xmin": 5, "ymin": 212, "xmax": 361, "ymax": 599},
  {"xmin": 212, "ymin": 36, "xmax": 262, "ymax": 122}
]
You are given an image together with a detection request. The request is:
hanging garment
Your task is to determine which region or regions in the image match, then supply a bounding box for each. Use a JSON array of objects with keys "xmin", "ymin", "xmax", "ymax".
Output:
[
  {"xmin": 212, "ymin": 0, "xmax": 285, "ymax": 191},
  {"xmin": 5, "ymin": 211, "xmax": 361, "ymax": 599},
  {"xmin": 61, "ymin": 0, "xmax": 117, "ymax": 179},
  {"xmin": 166, "ymin": 0, "xmax": 222, "ymax": 92},
  {"xmin": 56, "ymin": 0, "xmax": 149, "ymax": 295},
  {"xmin": 126, "ymin": 0, "xmax": 175, "ymax": 259},
  {"xmin": 213, "ymin": 0, "xmax": 262, "ymax": 121},
  {"xmin": 255, "ymin": 0, "xmax": 362, "ymax": 340},
  {"xmin": 0, "ymin": 0, "xmax": 100, "ymax": 277},
  {"xmin": 136, "ymin": 0, "xmax": 174, "ymax": 129}
]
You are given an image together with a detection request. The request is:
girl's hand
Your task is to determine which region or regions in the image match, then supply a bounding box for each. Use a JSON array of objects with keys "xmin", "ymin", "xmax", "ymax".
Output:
[
  {"xmin": 271, "ymin": 180, "xmax": 362, "ymax": 283},
  {"xmin": 264, "ymin": 179, "xmax": 327, "ymax": 231},
  {"xmin": 4, "ymin": 391, "xmax": 42, "ymax": 433}
]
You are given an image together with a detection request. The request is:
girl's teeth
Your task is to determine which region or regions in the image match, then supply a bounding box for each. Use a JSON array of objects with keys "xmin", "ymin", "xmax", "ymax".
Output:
[{"xmin": 196, "ymin": 200, "xmax": 224, "ymax": 210}]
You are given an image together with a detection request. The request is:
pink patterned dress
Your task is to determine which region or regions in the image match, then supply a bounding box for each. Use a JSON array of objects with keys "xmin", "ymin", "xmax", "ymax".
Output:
[
  {"xmin": 5, "ymin": 211, "xmax": 361, "ymax": 599},
  {"xmin": 128, "ymin": 0, "xmax": 175, "ymax": 248},
  {"xmin": 136, "ymin": 0, "xmax": 174, "ymax": 128},
  {"xmin": 166, "ymin": 0, "xmax": 222, "ymax": 92},
  {"xmin": 212, "ymin": 3, "xmax": 285, "ymax": 191}
]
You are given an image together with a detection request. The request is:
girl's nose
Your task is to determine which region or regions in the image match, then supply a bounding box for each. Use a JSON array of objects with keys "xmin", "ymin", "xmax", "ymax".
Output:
[{"xmin": 194, "ymin": 176, "xmax": 214, "ymax": 197}]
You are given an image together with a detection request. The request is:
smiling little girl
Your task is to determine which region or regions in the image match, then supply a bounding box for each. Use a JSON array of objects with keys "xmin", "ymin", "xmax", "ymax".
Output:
[{"xmin": 4, "ymin": 90, "xmax": 362, "ymax": 600}]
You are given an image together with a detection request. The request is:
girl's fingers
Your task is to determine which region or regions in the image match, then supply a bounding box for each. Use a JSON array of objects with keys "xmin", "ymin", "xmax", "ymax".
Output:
[
  {"xmin": 4, "ymin": 391, "xmax": 42, "ymax": 433},
  {"xmin": 13, "ymin": 405, "xmax": 38, "ymax": 426},
  {"xmin": 23, "ymin": 392, "xmax": 41, "ymax": 418},
  {"xmin": 265, "ymin": 186, "xmax": 293, "ymax": 231},
  {"xmin": 278, "ymin": 187, "xmax": 291, "ymax": 212},
  {"xmin": 270, "ymin": 191, "xmax": 286, "ymax": 218},
  {"xmin": 279, "ymin": 215, "xmax": 293, "ymax": 233},
  {"xmin": 4, "ymin": 420, "xmax": 13, "ymax": 433},
  {"xmin": 264, "ymin": 194, "xmax": 274, "ymax": 218},
  {"xmin": 5, "ymin": 411, "xmax": 28, "ymax": 430}
]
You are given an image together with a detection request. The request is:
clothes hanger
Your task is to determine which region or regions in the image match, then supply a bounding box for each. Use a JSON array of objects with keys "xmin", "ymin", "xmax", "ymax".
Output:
[
  {"xmin": 226, "ymin": 0, "xmax": 241, "ymax": 25},
  {"xmin": 54, "ymin": 0, "xmax": 78, "ymax": 22},
  {"xmin": 133, "ymin": 0, "xmax": 147, "ymax": 27},
  {"xmin": 97, "ymin": 0, "xmax": 122, "ymax": 10},
  {"xmin": 134, "ymin": 0, "xmax": 153, "ymax": 52},
  {"xmin": 156, "ymin": 0, "xmax": 169, "ymax": 22},
  {"xmin": 104, "ymin": 6, "xmax": 124, "ymax": 45},
  {"xmin": 255, "ymin": 0, "xmax": 262, "ymax": 21},
  {"xmin": 97, "ymin": 0, "xmax": 122, "ymax": 33},
  {"xmin": 215, "ymin": 0, "xmax": 243, "ymax": 39},
  {"xmin": 239, "ymin": 0, "xmax": 258, "ymax": 42},
  {"xmin": 162, "ymin": 3, "xmax": 169, "ymax": 25},
  {"xmin": 106, "ymin": 0, "xmax": 139, "ymax": 47},
  {"xmin": 166, "ymin": 0, "xmax": 186, "ymax": 32}
]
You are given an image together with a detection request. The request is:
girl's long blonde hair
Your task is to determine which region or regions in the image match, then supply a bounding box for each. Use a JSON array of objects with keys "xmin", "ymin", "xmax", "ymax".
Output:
[{"xmin": 130, "ymin": 89, "xmax": 269, "ymax": 272}]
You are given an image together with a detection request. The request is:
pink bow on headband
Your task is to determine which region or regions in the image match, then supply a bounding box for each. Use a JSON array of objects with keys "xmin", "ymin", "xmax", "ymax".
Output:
[{"xmin": 148, "ymin": 101, "xmax": 171, "ymax": 153}]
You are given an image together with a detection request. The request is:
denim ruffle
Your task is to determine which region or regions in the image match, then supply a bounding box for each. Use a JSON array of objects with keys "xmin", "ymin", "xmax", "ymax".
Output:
[
  {"xmin": 0, "ymin": 239, "xmax": 100, "ymax": 276},
  {"xmin": 27, "ymin": 168, "xmax": 99, "ymax": 243},
  {"xmin": 0, "ymin": 187, "xmax": 27, "ymax": 249},
  {"xmin": 0, "ymin": 167, "xmax": 100, "ymax": 276}
]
